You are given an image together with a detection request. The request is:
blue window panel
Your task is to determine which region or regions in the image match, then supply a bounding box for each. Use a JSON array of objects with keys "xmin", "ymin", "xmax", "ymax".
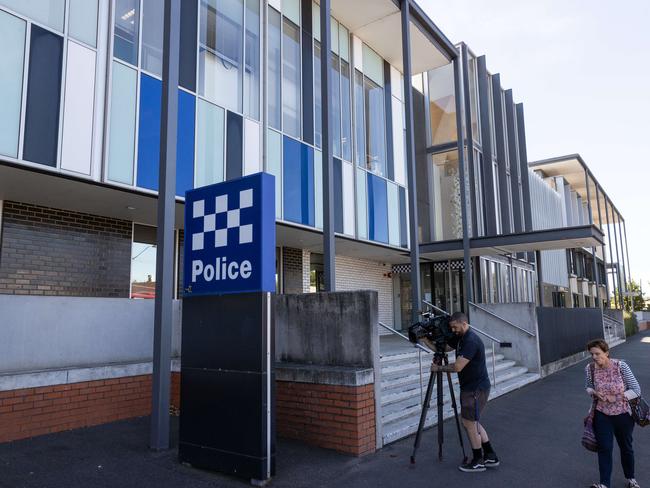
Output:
[
  {"xmin": 137, "ymin": 74, "xmax": 195, "ymax": 194},
  {"xmin": 367, "ymin": 173, "xmax": 388, "ymax": 244},
  {"xmin": 23, "ymin": 26, "xmax": 63, "ymax": 167},
  {"xmin": 399, "ymin": 186, "xmax": 408, "ymax": 248},
  {"xmin": 226, "ymin": 111, "xmax": 243, "ymax": 181},
  {"xmin": 333, "ymin": 158, "xmax": 343, "ymax": 234},
  {"xmin": 283, "ymin": 136, "xmax": 314, "ymax": 227},
  {"xmin": 176, "ymin": 90, "xmax": 195, "ymax": 197},
  {"xmin": 136, "ymin": 73, "xmax": 162, "ymax": 191}
]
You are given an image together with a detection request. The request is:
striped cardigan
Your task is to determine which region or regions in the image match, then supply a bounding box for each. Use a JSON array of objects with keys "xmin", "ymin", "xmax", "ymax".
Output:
[{"xmin": 585, "ymin": 359, "xmax": 641, "ymax": 400}]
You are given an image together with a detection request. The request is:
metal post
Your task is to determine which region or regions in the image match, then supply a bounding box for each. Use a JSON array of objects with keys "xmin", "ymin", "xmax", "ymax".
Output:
[
  {"xmin": 320, "ymin": 0, "xmax": 335, "ymax": 291},
  {"xmin": 604, "ymin": 199, "xmax": 618, "ymax": 309},
  {"xmin": 262, "ymin": 2, "xmax": 268, "ymax": 172},
  {"xmin": 401, "ymin": 0, "xmax": 422, "ymax": 323},
  {"xmin": 616, "ymin": 211, "xmax": 628, "ymax": 308},
  {"xmin": 595, "ymin": 184, "xmax": 609, "ymax": 308},
  {"xmin": 623, "ymin": 220, "xmax": 633, "ymax": 305},
  {"xmin": 453, "ymin": 55, "xmax": 474, "ymax": 314},
  {"xmin": 584, "ymin": 171, "xmax": 600, "ymax": 308},
  {"xmin": 150, "ymin": 0, "xmax": 180, "ymax": 451},
  {"xmin": 610, "ymin": 203, "xmax": 623, "ymax": 309},
  {"xmin": 460, "ymin": 44, "xmax": 478, "ymax": 236},
  {"xmin": 535, "ymin": 250, "xmax": 544, "ymax": 306}
]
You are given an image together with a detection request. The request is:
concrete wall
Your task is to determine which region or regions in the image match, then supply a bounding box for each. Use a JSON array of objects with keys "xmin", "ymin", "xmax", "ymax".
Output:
[
  {"xmin": 0, "ymin": 295, "xmax": 182, "ymax": 373},
  {"xmin": 275, "ymin": 291, "xmax": 379, "ymax": 369},
  {"xmin": 469, "ymin": 302, "xmax": 541, "ymax": 374}
]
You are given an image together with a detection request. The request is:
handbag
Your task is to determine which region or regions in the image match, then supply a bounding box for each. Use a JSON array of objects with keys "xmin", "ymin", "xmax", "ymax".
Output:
[
  {"xmin": 629, "ymin": 397, "xmax": 650, "ymax": 427},
  {"xmin": 582, "ymin": 363, "xmax": 599, "ymax": 452}
]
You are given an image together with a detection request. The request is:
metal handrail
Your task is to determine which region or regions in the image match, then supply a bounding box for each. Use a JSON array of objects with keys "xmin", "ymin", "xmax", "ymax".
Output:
[
  {"xmin": 469, "ymin": 301, "xmax": 536, "ymax": 337},
  {"xmin": 422, "ymin": 300, "xmax": 450, "ymax": 317}
]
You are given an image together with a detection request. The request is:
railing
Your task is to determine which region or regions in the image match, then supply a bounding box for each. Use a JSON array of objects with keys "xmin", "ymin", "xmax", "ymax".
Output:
[{"xmin": 468, "ymin": 301, "xmax": 536, "ymax": 337}]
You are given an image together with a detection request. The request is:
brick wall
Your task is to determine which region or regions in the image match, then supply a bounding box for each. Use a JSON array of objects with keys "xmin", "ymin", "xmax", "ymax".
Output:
[
  {"xmin": 0, "ymin": 201, "xmax": 132, "ymax": 297},
  {"xmin": 335, "ymin": 255, "xmax": 393, "ymax": 326},
  {"xmin": 0, "ymin": 372, "xmax": 181, "ymax": 444},
  {"xmin": 276, "ymin": 381, "xmax": 376, "ymax": 456},
  {"xmin": 282, "ymin": 247, "xmax": 308, "ymax": 293}
]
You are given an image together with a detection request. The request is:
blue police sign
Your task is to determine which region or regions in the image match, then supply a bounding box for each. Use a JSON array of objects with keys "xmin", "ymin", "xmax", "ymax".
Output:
[{"xmin": 183, "ymin": 172, "xmax": 275, "ymax": 296}]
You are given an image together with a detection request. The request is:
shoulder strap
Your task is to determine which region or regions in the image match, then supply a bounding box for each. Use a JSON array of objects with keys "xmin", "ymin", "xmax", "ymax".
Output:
[{"xmin": 590, "ymin": 362, "xmax": 596, "ymax": 387}]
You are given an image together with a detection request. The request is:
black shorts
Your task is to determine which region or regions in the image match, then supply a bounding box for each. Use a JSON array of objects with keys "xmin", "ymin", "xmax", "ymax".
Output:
[{"xmin": 460, "ymin": 389, "xmax": 490, "ymax": 421}]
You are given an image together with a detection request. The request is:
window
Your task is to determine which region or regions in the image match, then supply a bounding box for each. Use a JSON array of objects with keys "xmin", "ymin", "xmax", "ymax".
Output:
[
  {"xmin": 244, "ymin": 0, "xmax": 260, "ymax": 119},
  {"xmin": 131, "ymin": 225, "xmax": 157, "ymax": 299},
  {"xmin": 69, "ymin": 0, "xmax": 98, "ymax": 47},
  {"xmin": 428, "ymin": 150, "xmax": 462, "ymax": 241},
  {"xmin": 268, "ymin": 7, "xmax": 281, "ymax": 129},
  {"xmin": 467, "ymin": 53, "xmax": 480, "ymax": 142},
  {"xmin": 114, "ymin": 0, "xmax": 139, "ymax": 65},
  {"xmin": 331, "ymin": 53, "xmax": 341, "ymax": 157},
  {"xmin": 353, "ymin": 69, "xmax": 365, "ymax": 167},
  {"xmin": 364, "ymin": 76, "xmax": 386, "ymax": 176},
  {"xmin": 2, "ymin": 0, "xmax": 65, "ymax": 32},
  {"xmin": 199, "ymin": 0, "xmax": 244, "ymax": 113},
  {"xmin": 141, "ymin": 0, "xmax": 163, "ymax": 76},
  {"xmin": 309, "ymin": 253, "xmax": 325, "ymax": 292},
  {"xmin": 0, "ymin": 10, "xmax": 26, "ymax": 159},
  {"xmin": 427, "ymin": 62, "xmax": 457, "ymax": 146},
  {"xmin": 107, "ymin": 61, "xmax": 137, "ymax": 184},
  {"xmin": 281, "ymin": 16, "xmax": 301, "ymax": 137},
  {"xmin": 313, "ymin": 40, "xmax": 321, "ymax": 147},
  {"xmin": 195, "ymin": 98, "xmax": 224, "ymax": 187},
  {"xmin": 340, "ymin": 59, "xmax": 352, "ymax": 162}
]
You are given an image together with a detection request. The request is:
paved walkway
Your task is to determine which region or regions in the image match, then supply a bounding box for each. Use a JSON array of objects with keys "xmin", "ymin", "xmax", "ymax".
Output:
[{"xmin": 1, "ymin": 332, "xmax": 648, "ymax": 488}]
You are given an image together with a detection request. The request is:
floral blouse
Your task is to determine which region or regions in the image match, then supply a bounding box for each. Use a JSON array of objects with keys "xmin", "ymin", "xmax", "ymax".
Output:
[{"xmin": 585, "ymin": 359, "xmax": 641, "ymax": 416}]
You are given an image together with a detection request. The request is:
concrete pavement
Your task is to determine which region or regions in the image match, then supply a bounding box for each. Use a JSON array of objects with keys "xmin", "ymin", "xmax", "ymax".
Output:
[{"xmin": 1, "ymin": 331, "xmax": 648, "ymax": 488}]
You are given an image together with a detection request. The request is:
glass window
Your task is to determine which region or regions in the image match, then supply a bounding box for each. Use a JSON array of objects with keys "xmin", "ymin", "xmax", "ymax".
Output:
[
  {"xmin": 467, "ymin": 54, "xmax": 479, "ymax": 142},
  {"xmin": 340, "ymin": 59, "xmax": 352, "ymax": 162},
  {"xmin": 0, "ymin": 10, "xmax": 26, "ymax": 159},
  {"xmin": 268, "ymin": 7, "xmax": 281, "ymax": 129},
  {"xmin": 314, "ymin": 149, "xmax": 323, "ymax": 228},
  {"xmin": 428, "ymin": 150, "xmax": 462, "ymax": 241},
  {"xmin": 367, "ymin": 173, "xmax": 388, "ymax": 243},
  {"xmin": 281, "ymin": 0, "xmax": 300, "ymax": 25},
  {"xmin": 331, "ymin": 53, "xmax": 341, "ymax": 157},
  {"xmin": 244, "ymin": 0, "xmax": 260, "ymax": 119},
  {"xmin": 107, "ymin": 61, "xmax": 137, "ymax": 184},
  {"xmin": 266, "ymin": 128, "xmax": 283, "ymax": 218},
  {"xmin": 1, "ymin": 0, "xmax": 64, "ymax": 32},
  {"xmin": 356, "ymin": 167, "xmax": 367, "ymax": 239},
  {"xmin": 131, "ymin": 225, "xmax": 157, "ymax": 299},
  {"xmin": 362, "ymin": 44, "xmax": 383, "ymax": 86},
  {"xmin": 141, "ymin": 0, "xmax": 163, "ymax": 76},
  {"xmin": 281, "ymin": 16, "xmax": 301, "ymax": 138},
  {"xmin": 353, "ymin": 69, "xmax": 365, "ymax": 167},
  {"xmin": 427, "ymin": 62, "xmax": 457, "ymax": 146},
  {"xmin": 387, "ymin": 181, "xmax": 400, "ymax": 246},
  {"xmin": 69, "ymin": 0, "xmax": 98, "ymax": 47},
  {"xmin": 313, "ymin": 40, "xmax": 322, "ymax": 147},
  {"xmin": 364, "ymin": 76, "xmax": 386, "ymax": 177},
  {"xmin": 199, "ymin": 0, "xmax": 244, "ymax": 112},
  {"xmin": 114, "ymin": 0, "xmax": 139, "ymax": 65}
]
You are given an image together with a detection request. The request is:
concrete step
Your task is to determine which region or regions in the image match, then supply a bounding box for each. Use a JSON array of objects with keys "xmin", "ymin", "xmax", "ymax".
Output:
[
  {"xmin": 380, "ymin": 366, "xmax": 527, "ymax": 423},
  {"xmin": 380, "ymin": 353, "xmax": 504, "ymax": 379},
  {"xmin": 381, "ymin": 362, "xmax": 522, "ymax": 408},
  {"xmin": 380, "ymin": 371, "xmax": 540, "ymax": 446}
]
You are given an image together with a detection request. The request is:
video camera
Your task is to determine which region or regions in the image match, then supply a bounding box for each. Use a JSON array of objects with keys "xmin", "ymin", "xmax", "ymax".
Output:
[{"xmin": 408, "ymin": 312, "xmax": 455, "ymax": 351}]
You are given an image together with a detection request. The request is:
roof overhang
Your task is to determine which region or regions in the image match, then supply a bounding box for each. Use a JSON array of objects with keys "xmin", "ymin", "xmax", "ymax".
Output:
[
  {"xmin": 329, "ymin": 0, "xmax": 454, "ymax": 74},
  {"xmin": 529, "ymin": 154, "xmax": 624, "ymax": 226},
  {"xmin": 419, "ymin": 225, "xmax": 605, "ymax": 261}
]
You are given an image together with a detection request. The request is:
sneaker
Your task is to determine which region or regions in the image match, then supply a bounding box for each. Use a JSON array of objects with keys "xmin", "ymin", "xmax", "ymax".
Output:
[
  {"xmin": 458, "ymin": 458, "xmax": 486, "ymax": 473},
  {"xmin": 484, "ymin": 453, "xmax": 500, "ymax": 468},
  {"xmin": 627, "ymin": 479, "xmax": 640, "ymax": 488}
]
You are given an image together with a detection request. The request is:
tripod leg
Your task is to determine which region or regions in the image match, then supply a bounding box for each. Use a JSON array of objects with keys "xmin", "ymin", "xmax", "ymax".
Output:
[
  {"xmin": 410, "ymin": 370, "xmax": 436, "ymax": 464},
  {"xmin": 446, "ymin": 371, "xmax": 468, "ymax": 463},
  {"xmin": 437, "ymin": 371, "xmax": 444, "ymax": 460}
]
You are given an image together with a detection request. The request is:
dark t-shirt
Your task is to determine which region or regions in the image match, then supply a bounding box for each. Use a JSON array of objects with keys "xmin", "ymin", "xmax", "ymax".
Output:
[{"xmin": 448, "ymin": 328, "xmax": 491, "ymax": 392}]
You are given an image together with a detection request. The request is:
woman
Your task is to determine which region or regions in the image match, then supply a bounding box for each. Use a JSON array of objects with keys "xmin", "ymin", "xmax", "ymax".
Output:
[{"xmin": 585, "ymin": 338, "xmax": 641, "ymax": 488}]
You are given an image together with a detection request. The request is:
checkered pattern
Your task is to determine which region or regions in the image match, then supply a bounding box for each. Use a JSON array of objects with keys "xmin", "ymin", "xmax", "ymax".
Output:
[{"xmin": 191, "ymin": 188, "xmax": 254, "ymax": 251}]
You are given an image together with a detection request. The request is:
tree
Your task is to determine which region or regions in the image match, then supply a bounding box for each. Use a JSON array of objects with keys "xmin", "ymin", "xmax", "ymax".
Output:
[{"xmin": 614, "ymin": 280, "xmax": 646, "ymax": 312}]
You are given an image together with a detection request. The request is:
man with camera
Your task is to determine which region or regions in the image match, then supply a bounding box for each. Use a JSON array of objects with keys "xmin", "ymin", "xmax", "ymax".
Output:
[{"xmin": 427, "ymin": 311, "xmax": 499, "ymax": 473}]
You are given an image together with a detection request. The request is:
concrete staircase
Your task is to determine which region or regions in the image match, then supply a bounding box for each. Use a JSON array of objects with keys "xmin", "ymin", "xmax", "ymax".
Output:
[{"xmin": 379, "ymin": 342, "xmax": 539, "ymax": 446}]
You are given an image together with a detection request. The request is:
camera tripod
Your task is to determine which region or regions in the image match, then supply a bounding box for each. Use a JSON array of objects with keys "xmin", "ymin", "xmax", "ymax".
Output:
[{"xmin": 410, "ymin": 350, "xmax": 467, "ymax": 465}]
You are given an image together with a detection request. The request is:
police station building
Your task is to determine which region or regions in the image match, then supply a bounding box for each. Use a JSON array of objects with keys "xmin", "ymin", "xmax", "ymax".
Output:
[{"xmin": 0, "ymin": 0, "xmax": 633, "ymax": 453}]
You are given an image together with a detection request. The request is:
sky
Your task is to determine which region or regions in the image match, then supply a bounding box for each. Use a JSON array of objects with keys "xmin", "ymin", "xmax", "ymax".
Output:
[{"xmin": 420, "ymin": 0, "xmax": 650, "ymax": 294}]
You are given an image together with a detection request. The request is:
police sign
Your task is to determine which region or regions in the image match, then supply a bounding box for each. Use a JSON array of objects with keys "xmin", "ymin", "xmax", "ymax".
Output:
[{"xmin": 183, "ymin": 172, "xmax": 275, "ymax": 296}]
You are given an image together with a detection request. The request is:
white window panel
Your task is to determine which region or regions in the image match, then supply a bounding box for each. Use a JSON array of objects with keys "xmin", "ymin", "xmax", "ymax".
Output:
[
  {"xmin": 2, "ymin": 0, "xmax": 65, "ymax": 32},
  {"xmin": 352, "ymin": 35, "xmax": 362, "ymax": 71},
  {"xmin": 362, "ymin": 44, "xmax": 383, "ymax": 86},
  {"xmin": 342, "ymin": 161, "xmax": 354, "ymax": 235},
  {"xmin": 312, "ymin": 1, "xmax": 320, "ymax": 41},
  {"xmin": 269, "ymin": 0, "xmax": 281, "ymax": 10},
  {"xmin": 355, "ymin": 167, "xmax": 367, "ymax": 239},
  {"xmin": 243, "ymin": 118, "xmax": 261, "ymax": 175},
  {"xmin": 0, "ymin": 10, "xmax": 25, "ymax": 158},
  {"xmin": 314, "ymin": 149, "xmax": 323, "ymax": 229},
  {"xmin": 391, "ymin": 96, "xmax": 405, "ymax": 186},
  {"xmin": 61, "ymin": 41, "xmax": 96, "ymax": 175},
  {"xmin": 195, "ymin": 98, "xmax": 225, "ymax": 187},
  {"xmin": 69, "ymin": 0, "xmax": 98, "ymax": 47},
  {"xmin": 281, "ymin": 0, "xmax": 300, "ymax": 25},
  {"xmin": 339, "ymin": 25, "xmax": 349, "ymax": 62},
  {"xmin": 266, "ymin": 128, "xmax": 282, "ymax": 219},
  {"xmin": 107, "ymin": 61, "xmax": 137, "ymax": 185},
  {"xmin": 390, "ymin": 65, "xmax": 402, "ymax": 101}
]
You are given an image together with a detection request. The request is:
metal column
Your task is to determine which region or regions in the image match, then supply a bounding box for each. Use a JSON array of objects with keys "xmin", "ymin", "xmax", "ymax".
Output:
[
  {"xmin": 151, "ymin": 0, "xmax": 180, "ymax": 450},
  {"xmin": 615, "ymin": 211, "xmax": 628, "ymax": 308},
  {"xmin": 320, "ymin": 0, "xmax": 336, "ymax": 291},
  {"xmin": 595, "ymin": 184, "xmax": 609, "ymax": 308},
  {"xmin": 604, "ymin": 199, "xmax": 618, "ymax": 309},
  {"xmin": 401, "ymin": 0, "xmax": 422, "ymax": 323},
  {"xmin": 453, "ymin": 55, "xmax": 474, "ymax": 312},
  {"xmin": 584, "ymin": 170, "xmax": 600, "ymax": 308},
  {"xmin": 623, "ymin": 220, "xmax": 633, "ymax": 302}
]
